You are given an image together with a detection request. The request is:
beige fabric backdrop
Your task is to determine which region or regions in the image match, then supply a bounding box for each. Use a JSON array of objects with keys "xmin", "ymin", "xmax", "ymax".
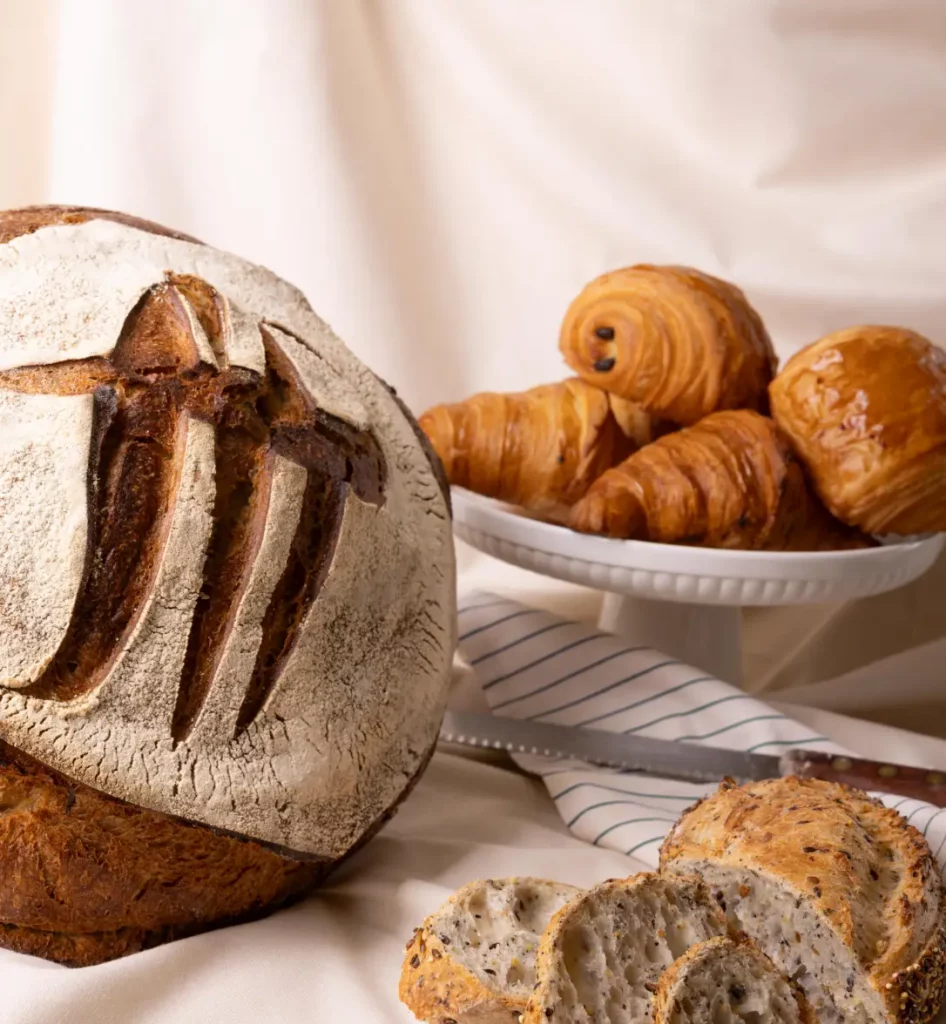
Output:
[
  {"xmin": 1, "ymin": 0, "xmax": 945, "ymax": 720},
  {"xmin": 1, "ymin": 5, "xmax": 946, "ymax": 1023},
  {"xmin": 0, "ymin": 2, "xmax": 54, "ymax": 206}
]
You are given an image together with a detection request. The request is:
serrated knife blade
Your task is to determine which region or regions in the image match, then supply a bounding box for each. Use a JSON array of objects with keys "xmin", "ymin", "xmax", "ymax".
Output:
[{"xmin": 439, "ymin": 711, "xmax": 946, "ymax": 805}]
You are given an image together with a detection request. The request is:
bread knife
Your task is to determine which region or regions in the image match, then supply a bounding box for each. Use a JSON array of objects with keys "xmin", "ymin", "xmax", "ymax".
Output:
[{"xmin": 439, "ymin": 711, "xmax": 946, "ymax": 805}]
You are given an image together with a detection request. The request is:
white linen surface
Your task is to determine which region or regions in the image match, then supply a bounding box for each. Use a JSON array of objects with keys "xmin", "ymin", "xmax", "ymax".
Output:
[
  {"xmin": 2, "ymin": 707, "xmax": 944, "ymax": 1024},
  {"xmin": 1, "ymin": 2, "xmax": 946, "ymax": 1021}
]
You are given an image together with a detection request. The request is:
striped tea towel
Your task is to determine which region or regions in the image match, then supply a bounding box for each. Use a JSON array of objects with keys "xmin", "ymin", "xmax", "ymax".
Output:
[{"xmin": 457, "ymin": 590, "xmax": 946, "ymax": 869}]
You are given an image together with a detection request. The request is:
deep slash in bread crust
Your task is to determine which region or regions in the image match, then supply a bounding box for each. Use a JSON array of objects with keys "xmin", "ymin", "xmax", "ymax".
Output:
[{"xmin": 0, "ymin": 205, "xmax": 454, "ymax": 964}]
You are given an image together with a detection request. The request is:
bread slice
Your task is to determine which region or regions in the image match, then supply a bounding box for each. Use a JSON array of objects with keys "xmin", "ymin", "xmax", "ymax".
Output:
[
  {"xmin": 660, "ymin": 776, "xmax": 946, "ymax": 1024},
  {"xmin": 523, "ymin": 873, "xmax": 728, "ymax": 1023},
  {"xmin": 399, "ymin": 877, "xmax": 581, "ymax": 1023},
  {"xmin": 652, "ymin": 937, "xmax": 813, "ymax": 1024}
]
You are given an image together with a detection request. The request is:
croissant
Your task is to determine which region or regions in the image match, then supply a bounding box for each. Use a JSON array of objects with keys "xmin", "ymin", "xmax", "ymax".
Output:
[
  {"xmin": 418, "ymin": 379, "xmax": 656, "ymax": 520},
  {"xmin": 770, "ymin": 326, "xmax": 946, "ymax": 535},
  {"xmin": 559, "ymin": 265, "xmax": 778, "ymax": 425},
  {"xmin": 570, "ymin": 409, "xmax": 869, "ymax": 550}
]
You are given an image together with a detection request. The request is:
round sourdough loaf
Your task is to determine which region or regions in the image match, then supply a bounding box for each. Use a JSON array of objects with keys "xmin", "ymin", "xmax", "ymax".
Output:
[{"xmin": 0, "ymin": 205, "xmax": 456, "ymax": 964}]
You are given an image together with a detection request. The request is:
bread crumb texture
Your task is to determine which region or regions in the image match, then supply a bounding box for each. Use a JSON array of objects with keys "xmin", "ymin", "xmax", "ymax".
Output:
[
  {"xmin": 652, "ymin": 936, "xmax": 813, "ymax": 1024},
  {"xmin": 400, "ymin": 878, "xmax": 581, "ymax": 1024},
  {"xmin": 524, "ymin": 874, "xmax": 727, "ymax": 1024},
  {"xmin": 661, "ymin": 776, "xmax": 946, "ymax": 1024}
]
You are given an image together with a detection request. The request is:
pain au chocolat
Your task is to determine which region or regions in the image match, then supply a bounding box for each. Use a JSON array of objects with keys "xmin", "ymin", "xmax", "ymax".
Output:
[{"xmin": 0, "ymin": 206, "xmax": 456, "ymax": 965}]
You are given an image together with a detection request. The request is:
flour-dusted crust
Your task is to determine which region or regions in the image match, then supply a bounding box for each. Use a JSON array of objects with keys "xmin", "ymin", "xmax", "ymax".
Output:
[
  {"xmin": 186, "ymin": 455, "xmax": 307, "ymax": 744},
  {"xmin": 0, "ymin": 219, "xmax": 339, "ymax": 371},
  {"xmin": 268, "ymin": 323, "xmax": 370, "ymax": 429},
  {"xmin": 660, "ymin": 777, "xmax": 946, "ymax": 1024},
  {"xmin": 399, "ymin": 878, "xmax": 582, "ymax": 1024},
  {"xmin": 0, "ymin": 214, "xmax": 456, "ymax": 859},
  {"xmin": 0, "ymin": 391, "xmax": 92, "ymax": 687},
  {"xmin": 219, "ymin": 298, "xmax": 267, "ymax": 375},
  {"xmin": 76, "ymin": 415, "xmax": 216, "ymax": 724}
]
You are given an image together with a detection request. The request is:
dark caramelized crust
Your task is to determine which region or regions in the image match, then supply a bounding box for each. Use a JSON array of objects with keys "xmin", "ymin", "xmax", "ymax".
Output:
[
  {"xmin": 23, "ymin": 385, "xmax": 187, "ymax": 701},
  {"xmin": 227, "ymin": 330, "xmax": 387, "ymax": 733},
  {"xmin": 0, "ymin": 204, "xmax": 201, "ymax": 245},
  {"xmin": 235, "ymin": 471, "xmax": 342, "ymax": 733},
  {"xmin": 172, "ymin": 425, "xmax": 272, "ymax": 741},
  {"xmin": 0, "ymin": 736, "xmax": 436, "ymax": 967},
  {"xmin": 0, "ymin": 739, "xmax": 325, "ymax": 960},
  {"xmin": 168, "ymin": 273, "xmax": 229, "ymax": 363}
]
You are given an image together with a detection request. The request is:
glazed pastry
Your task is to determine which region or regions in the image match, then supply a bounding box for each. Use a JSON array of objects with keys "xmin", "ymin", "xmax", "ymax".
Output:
[
  {"xmin": 419, "ymin": 379, "xmax": 655, "ymax": 520},
  {"xmin": 770, "ymin": 326, "xmax": 946, "ymax": 535},
  {"xmin": 570, "ymin": 409, "xmax": 868, "ymax": 550},
  {"xmin": 559, "ymin": 265, "xmax": 778, "ymax": 425}
]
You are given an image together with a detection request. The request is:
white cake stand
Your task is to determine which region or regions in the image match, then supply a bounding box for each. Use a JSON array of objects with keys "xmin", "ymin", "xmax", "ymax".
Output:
[{"xmin": 451, "ymin": 488, "xmax": 944, "ymax": 685}]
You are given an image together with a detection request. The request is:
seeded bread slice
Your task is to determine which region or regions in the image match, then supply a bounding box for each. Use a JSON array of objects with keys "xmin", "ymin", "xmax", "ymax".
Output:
[
  {"xmin": 399, "ymin": 877, "xmax": 581, "ymax": 1023},
  {"xmin": 653, "ymin": 937, "xmax": 814, "ymax": 1024},
  {"xmin": 660, "ymin": 776, "xmax": 946, "ymax": 1024},
  {"xmin": 523, "ymin": 873, "xmax": 728, "ymax": 1024}
]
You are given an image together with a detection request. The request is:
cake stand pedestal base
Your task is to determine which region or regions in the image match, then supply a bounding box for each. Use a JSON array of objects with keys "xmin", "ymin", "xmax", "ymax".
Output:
[{"xmin": 598, "ymin": 593, "xmax": 743, "ymax": 685}]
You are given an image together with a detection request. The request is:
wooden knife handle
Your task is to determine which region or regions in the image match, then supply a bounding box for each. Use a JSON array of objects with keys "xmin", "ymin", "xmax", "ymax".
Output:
[{"xmin": 782, "ymin": 749, "xmax": 946, "ymax": 806}]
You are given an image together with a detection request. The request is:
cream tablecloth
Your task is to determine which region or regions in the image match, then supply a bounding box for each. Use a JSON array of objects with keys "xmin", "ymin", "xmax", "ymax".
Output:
[{"xmin": 4, "ymin": 695, "xmax": 944, "ymax": 1024}]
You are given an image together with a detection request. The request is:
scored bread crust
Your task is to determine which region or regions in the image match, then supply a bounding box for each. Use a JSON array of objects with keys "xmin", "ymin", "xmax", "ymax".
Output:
[
  {"xmin": 652, "ymin": 936, "xmax": 815, "ymax": 1024},
  {"xmin": 524, "ymin": 873, "xmax": 728, "ymax": 1024},
  {"xmin": 400, "ymin": 878, "xmax": 581, "ymax": 1024},
  {"xmin": 659, "ymin": 776, "xmax": 946, "ymax": 1024},
  {"xmin": 0, "ymin": 206, "xmax": 456, "ymax": 861}
]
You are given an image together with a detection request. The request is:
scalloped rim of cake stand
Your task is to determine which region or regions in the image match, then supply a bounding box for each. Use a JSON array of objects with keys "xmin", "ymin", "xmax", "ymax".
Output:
[{"xmin": 451, "ymin": 488, "xmax": 944, "ymax": 607}]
